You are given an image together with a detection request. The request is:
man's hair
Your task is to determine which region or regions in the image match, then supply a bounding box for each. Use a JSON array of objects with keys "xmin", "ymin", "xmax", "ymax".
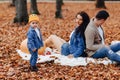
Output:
[{"xmin": 95, "ymin": 10, "xmax": 109, "ymax": 20}]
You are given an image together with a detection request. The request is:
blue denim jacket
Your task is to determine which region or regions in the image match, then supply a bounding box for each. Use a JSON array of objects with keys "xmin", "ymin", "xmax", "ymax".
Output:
[
  {"xmin": 70, "ymin": 31, "xmax": 85, "ymax": 57},
  {"xmin": 27, "ymin": 26, "xmax": 43, "ymax": 51},
  {"xmin": 61, "ymin": 29, "xmax": 85, "ymax": 58}
]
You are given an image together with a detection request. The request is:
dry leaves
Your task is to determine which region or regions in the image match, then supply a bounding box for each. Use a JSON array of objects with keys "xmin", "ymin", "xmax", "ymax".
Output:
[{"xmin": 0, "ymin": 2, "xmax": 120, "ymax": 80}]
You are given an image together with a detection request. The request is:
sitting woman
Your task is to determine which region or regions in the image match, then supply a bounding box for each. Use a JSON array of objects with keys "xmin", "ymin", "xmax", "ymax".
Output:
[{"xmin": 44, "ymin": 11, "xmax": 90, "ymax": 58}]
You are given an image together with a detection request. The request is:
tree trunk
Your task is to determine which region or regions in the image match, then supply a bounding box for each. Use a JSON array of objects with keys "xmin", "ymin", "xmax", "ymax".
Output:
[
  {"xmin": 95, "ymin": 0, "xmax": 106, "ymax": 9},
  {"xmin": 61, "ymin": 0, "xmax": 64, "ymax": 5},
  {"xmin": 9, "ymin": 0, "xmax": 16, "ymax": 7},
  {"xmin": 55, "ymin": 0, "xmax": 63, "ymax": 18},
  {"xmin": 13, "ymin": 0, "xmax": 28, "ymax": 25},
  {"xmin": 30, "ymin": 0, "xmax": 40, "ymax": 15}
]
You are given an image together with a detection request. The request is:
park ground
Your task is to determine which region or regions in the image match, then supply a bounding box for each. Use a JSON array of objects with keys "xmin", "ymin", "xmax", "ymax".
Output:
[{"xmin": 0, "ymin": 1, "xmax": 120, "ymax": 79}]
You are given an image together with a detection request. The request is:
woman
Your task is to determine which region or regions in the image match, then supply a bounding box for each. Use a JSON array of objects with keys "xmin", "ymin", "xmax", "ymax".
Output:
[{"xmin": 44, "ymin": 11, "xmax": 90, "ymax": 58}]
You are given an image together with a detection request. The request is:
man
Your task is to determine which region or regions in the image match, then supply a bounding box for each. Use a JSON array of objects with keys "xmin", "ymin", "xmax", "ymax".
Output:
[{"xmin": 85, "ymin": 10, "xmax": 120, "ymax": 63}]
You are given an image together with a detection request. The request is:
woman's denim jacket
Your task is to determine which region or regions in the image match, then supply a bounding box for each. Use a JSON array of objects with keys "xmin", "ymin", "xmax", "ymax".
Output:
[{"xmin": 61, "ymin": 28, "xmax": 85, "ymax": 58}]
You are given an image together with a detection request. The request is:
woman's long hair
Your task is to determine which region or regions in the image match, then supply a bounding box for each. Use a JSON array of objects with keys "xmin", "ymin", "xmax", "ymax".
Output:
[{"xmin": 75, "ymin": 11, "xmax": 90, "ymax": 46}]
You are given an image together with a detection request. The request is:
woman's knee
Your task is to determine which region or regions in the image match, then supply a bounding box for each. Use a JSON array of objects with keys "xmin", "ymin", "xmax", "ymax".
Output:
[
  {"xmin": 62, "ymin": 43, "xmax": 69, "ymax": 48},
  {"xmin": 49, "ymin": 35, "xmax": 57, "ymax": 39},
  {"xmin": 48, "ymin": 35, "xmax": 59, "ymax": 42},
  {"xmin": 61, "ymin": 43, "xmax": 70, "ymax": 56}
]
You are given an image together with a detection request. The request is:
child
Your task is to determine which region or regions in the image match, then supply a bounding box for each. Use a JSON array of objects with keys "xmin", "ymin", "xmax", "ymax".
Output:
[{"xmin": 27, "ymin": 14, "xmax": 44, "ymax": 72}]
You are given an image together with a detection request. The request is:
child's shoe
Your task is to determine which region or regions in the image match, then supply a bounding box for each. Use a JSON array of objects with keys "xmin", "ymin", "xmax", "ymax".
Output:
[{"xmin": 30, "ymin": 66, "xmax": 38, "ymax": 72}]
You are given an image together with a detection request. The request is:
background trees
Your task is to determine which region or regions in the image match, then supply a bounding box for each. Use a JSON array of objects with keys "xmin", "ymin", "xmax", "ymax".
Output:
[
  {"xmin": 13, "ymin": 0, "xmax": 28, "ymax": 25},
  {"xmin": 10, "ymin": 0, "xmax": 16, "ymax": 6},
  {"xmin": 55, "ymin": 0, "xmax": 63, "ymax": 18},
  {"xmin": 95, "ymin": 0, "xmax": 106, "ymax": 9},
  {"xmin": 30, "ymin": 0, "xmax": 40, "ymax": 15},
  {"xmin": 13, "ymin": 0, "xmax": 40, "ymax": 25},
  {"xmin": 12, "ymin": 0, "xmax": 107, "ymax": 25}
]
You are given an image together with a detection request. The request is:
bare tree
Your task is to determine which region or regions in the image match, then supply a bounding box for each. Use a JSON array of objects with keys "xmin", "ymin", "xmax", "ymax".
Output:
[
  {"xmin": 9, "ymin": 0, "xmax": 16, "ymax": 7},
  {"xmin": 61, "ymin": 0, "xmax": 64, "ymax": 5},
  {"xmin": 95, "ymin": 0, "xmax": 106, "ymax": 9},
  {"xmin": 30, "ymin": 0, "xmax": 40, "ymax": 15},
  {"xmin": 13, "ymin": 0, "xmax": 28, "ymax": 25},
  {"xmin": 13, "ymin": 0, "xmax": 40, "ymax": 25},
  {"xmin": 55, "ymin": 0, "xmax": 63, "ymax": 18}
]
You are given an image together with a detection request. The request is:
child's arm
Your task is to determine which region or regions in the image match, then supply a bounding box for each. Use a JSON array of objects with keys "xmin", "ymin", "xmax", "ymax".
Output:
[{"xmin": 27, "ymin": 32, "xmax": 37, "ymax": 52}]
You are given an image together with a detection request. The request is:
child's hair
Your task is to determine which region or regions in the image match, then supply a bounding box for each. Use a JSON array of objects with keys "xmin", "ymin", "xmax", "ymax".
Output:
[
  {"xmin": 29, "ymin": 14, "xmax": 40, "ymax": 23},
  {"xmin": 75, "ymin": 11, "xmax": 90, "ymax": 46},
  {"xmin": 95, "ymin": 10, "xmax": 109, "ymax": 20}
]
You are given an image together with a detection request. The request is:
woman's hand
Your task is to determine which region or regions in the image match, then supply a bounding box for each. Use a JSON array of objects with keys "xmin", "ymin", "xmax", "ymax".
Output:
[{"xmin": 68, "ymin": 54, "xmax": 74, "ymax": 58}]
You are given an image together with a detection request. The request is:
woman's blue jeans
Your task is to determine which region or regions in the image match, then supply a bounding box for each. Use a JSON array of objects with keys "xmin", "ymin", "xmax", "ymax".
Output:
[
  {"xmin": 61, "ymin": 43, "xmax": 87, "ymax": 57},
  {"xmin": 92, "ymin": 43, "xmax": 120, "ymax": 62}
]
